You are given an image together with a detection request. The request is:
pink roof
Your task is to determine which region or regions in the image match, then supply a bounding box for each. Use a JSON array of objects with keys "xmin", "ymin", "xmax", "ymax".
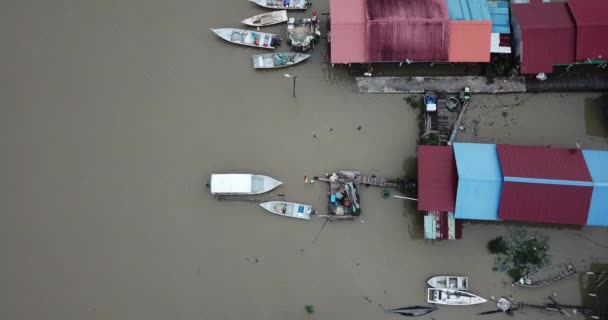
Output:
[
  {"xmin": 418, "ymin": 146, "xmax": 457, "ymax": 212},
  {"xmin": 366, "ymin": 0, "xmax": 450, "ymax": 62},
  {"xmin": 330, "ymin": 0, "xmax": 367, "ymax": 64},
  {"xmin": 366, "ymin": 0, "xmax": 450, "ymax": 20},
  {"xmin": 331, "ymin": 0, "xmax": 366, "ymax": 24},
  {"xmin": 448, "ymin": 21, "xmax": 492, "ymax": 62},
  {"xmin": 568, "ymin": 0, "xmax": 608, "ymax": 60},
  {"xmin": 497, "ymin": 144, "xmax": 592, "ymax": 181},
  {"xmin": 499, "ymin": 182, "xmax": 592, "ymax": 225},
  {"xmin": 511, "ymin": 0, "xmax": 575, "ymax": 74}
]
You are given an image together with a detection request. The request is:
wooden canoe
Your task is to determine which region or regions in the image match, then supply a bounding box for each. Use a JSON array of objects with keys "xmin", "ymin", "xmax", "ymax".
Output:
[{"xmin": 515, "ymin": 264, "xmax": 576, "ymax": 288}]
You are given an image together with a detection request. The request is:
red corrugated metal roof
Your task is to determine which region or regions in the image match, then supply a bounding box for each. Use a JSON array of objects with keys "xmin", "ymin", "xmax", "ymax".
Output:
[
  {"xmin": 366, "ymin": 0, "xmax": 449, "ymax": 20},
  {"xmin": 497, "ymin": 144, "xmax": 592, "ymax": 181},
  {"xmin": 568, "ymin": 0, "xmax": 608, "ymax": 61},
  {"xmin": 418, "ymin": 146, "xmax": 457, "ymax": 212},
  {"xmin": 366, "ymin": 0, "xmax": 450, "ymax": 62},
  {"xmin": 498, "ymin": 182, "xmax": 592, "ymax": 225},
  {"xmin": 367, "ymin": 22, "xmax": 449, "ymax": 61},
  {"xmin": 511, "ymin": 1, "xmax": 576, "ymax": 74}
]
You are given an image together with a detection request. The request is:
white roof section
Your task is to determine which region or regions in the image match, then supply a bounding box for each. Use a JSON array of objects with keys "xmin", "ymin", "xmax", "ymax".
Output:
[
  {"xmin": 491, "ymin": 33, "xmax": 511, "ymax": 53},
  {"xmin": 211, "ymin": 174, "xmax": 252, "ymax": 194}
]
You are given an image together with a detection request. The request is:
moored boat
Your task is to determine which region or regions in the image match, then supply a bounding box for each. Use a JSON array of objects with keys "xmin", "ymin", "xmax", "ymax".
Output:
[
  {"xmin": 388, "ymin": 306, "xmax": 437, "ymax": 317},
  {"xmin": 260, "ymin": 201, "xmax": 314, "ymax": 220},
  {"xmin": 210, "ymin": 174, "xmax": 282, "ymax": 196},
  {"xmin": 241, "ymin": 10, "xmax": 288, "ymax": 27},
  {"xmin": 250, "ymin": 0, "xmax": 308, "ymax": 10},
  {"xmin": 286, "ymin": 14, "xmax": 320, "ymax": 52},
  {"xmin": 514, "ymin": 263, "xmax": 576, "ymax": 288},
  {"xmin": 210, "ymin": 28, "xmax": 280, "ymax": 49},
  {"xmin": 427, "ymin": 288, "xmax": 487, "ymax": 306},
  {"xmin": 252, "ymin": 52, "xmax": 310, "ymax": 69},
  {"xmin": 427, "ymin": 276, "xmax": 469, "ymax": 290}
]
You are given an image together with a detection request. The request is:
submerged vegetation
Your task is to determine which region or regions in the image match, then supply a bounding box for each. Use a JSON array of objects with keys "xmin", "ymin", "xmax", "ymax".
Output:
[
  {"xmin": 422, "ymin": 132, "xmax": 440, "ymax": 146},
  {"xmin": 488, "ymin": 229, "xmax": 550, "ymax": 281},
  {"xmin": 390, "ymin": 177, "xmax": 418, "ymax": 197},
  {"xmin": 305, "ymin": 305, "xmax": 315, "ymax": 315},
  {"xmin": 404, "ymin": 95, "xmax": 424, "ymax": 109}
]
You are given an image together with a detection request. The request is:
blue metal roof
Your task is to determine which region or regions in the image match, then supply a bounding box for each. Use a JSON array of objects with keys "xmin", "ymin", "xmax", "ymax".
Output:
[
  {"xmin": 587, "ymin": 187, "xmax": 608, "ymax": 226},
  {"xmin": 455, "ymin": 180, "xmax": 502, "ymax": 220},
  {"xmin": 454, "ymin": 143, "xmax": 503, "ymax": 180},
  {"xmin": 583, "ymin": 150, "xmax": 608, "ymax": 185},
  {"xmin": 447, "ymin": 0, "xmax": 492, "ymax": 20},
  {"xmin": 583, "ymin": 149, "xmax": 608, "ymax": 226},
  {"xmin": 487, "ymin": 0, "xmax": 511, "ymax": 34},
  {"xmin": 503, "ymin": 176, "xmax": 594, "ymax": 187},
  {"xmin": 453, "ymin": 143, "xmax": 503, "ymax": 220}
]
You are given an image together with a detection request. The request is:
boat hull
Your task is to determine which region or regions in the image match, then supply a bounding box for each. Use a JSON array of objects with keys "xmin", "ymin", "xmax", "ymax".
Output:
[
  {"xmin": 210, "ymin": 174, "xmax": 282, "ymax": 196},
  {"xmin": 241, "ymin": 10, "xmax": 287, "ymax": 27},
  {"xmin": 427, "ymin": 276, "xmax": 468, "ymax": 290},
  {"xmin": 252, "ymin": 53, "xmax": 310, "ymax": 69},
  {"xmin": 427, "ymin": 288, "xmax": 486, "ymax": 306},
  {"xmin": 250, "ymin": 0, "xmax": 308, "ymax": 10},
  {"xmin": 260, "ymin": 201, "xmax": 313, "ymax": 220},
  {"xmin": 515, "ymin": 264, "xmax": 576, "ymax": 288},
  {"xmin": 211, "ymin": 28, "xmax": 278, "ymax": 49}
]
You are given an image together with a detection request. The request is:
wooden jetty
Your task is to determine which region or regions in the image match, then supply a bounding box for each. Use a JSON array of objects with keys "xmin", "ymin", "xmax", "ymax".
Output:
[
  {"xmin": 315, "ymin": 171, "xmax": 398, "ymax": 220},
  {"xmin": 421, "ymin": 94, "xmax": 451, "ymax": 145},
  {"xmin": 316, "ymin": 173, "xmax": 398, "ymax": 189}
]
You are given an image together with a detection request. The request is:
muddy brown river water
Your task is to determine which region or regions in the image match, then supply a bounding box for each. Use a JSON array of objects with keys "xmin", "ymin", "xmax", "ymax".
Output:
[{"xmin": 2, "ymin": 1, "xmax": 608, "ymax": 319}]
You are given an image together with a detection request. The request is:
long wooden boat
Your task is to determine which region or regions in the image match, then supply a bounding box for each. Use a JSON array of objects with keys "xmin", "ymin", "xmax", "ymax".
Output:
[
  {"xmin": 427, "ymin": 276, "xmax": 469, "ymax": 290},
  {"xmin": 260, "ymin": 201, "xmax": 313, "ymax": 220},
  {"xmin": 241, "ymin": 10, "xmax": 288, "ymax": 27},
  {"xmin": 252, "ymin": 52, "xmax": 310, "ymax": 69},
  {"xmin": 250, "ymin": 0, "xmax": 308, "ymax": 10},
  {"xmin": 427, "ymin": 288, "xmax": 487, "ymax": 306},
  {"xmin": 514, "ymin": 264, "xmax": 576, "ymax": 288},
  {"xmin": 210, "ymin": 174, "xmax": 282, "ymax": 196},
  {"xmin": 210, "ymin": 28, "xmax": 280, "ymax": 49},
  {"xmin": 388, "ymin": 306, "xmax": 437, "ymax": 317}
]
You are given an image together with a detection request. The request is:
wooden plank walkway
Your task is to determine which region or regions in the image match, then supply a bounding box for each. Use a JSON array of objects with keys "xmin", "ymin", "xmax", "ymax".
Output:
[{"xmin": 317, "ymin": 175, "xmax": 398, "ymax": 188}]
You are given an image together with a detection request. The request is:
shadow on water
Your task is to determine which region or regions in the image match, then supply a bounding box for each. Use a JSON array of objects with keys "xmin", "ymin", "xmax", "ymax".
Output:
[
  {"xmin": 584, "ymin": 95, "xmax": 608, "ymax": 137},
  {"xmin": 402, "ymin": 157, "xmax": 417, "ymax": 180},
  {"xmin": 401, "ymin": 200, "xmax": 424, "ymax": 240}
]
